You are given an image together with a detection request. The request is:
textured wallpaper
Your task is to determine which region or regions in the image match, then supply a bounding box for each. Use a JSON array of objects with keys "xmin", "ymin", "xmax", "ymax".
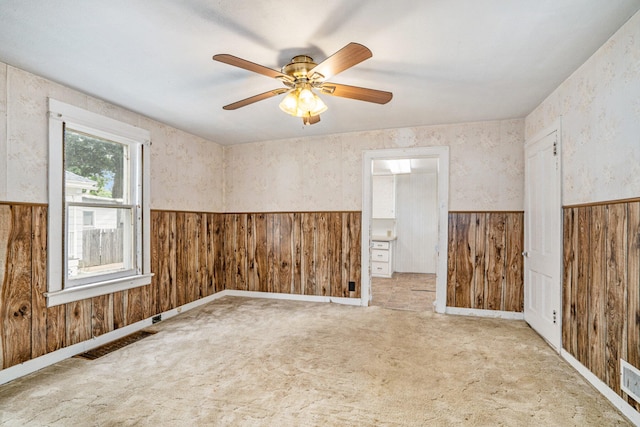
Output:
[
  {"xmin": 224, "ymin": 119, "xmax": 525, "ymax": 212},
  {"xmin": 525, "ymin": 11, "xmax": 640, "ymax": 205},
  {"xmin": 0, "ymin": 64, "xmax": 6, "ymax": 200},
  {"xmin": 0, "ymin": 64, "xmax": 224, "ymax": 212}
]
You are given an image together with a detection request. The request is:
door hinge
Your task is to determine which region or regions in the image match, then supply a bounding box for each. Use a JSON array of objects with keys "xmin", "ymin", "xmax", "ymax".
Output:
[
  {"xmin": 553, "ymin": 141, "xmax": 558, "ymax": 156},
  {"xmin": 553, "ymin": 310, "xmax": 557, "ymax": 324}
]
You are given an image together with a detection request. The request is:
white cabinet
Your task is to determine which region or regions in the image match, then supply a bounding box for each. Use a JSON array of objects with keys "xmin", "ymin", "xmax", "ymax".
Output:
[
  {"xmin": 371, "ymin": 240, "xmax": 394, "ymax": 278},
  {"xmin": 372, "ymin": 175, "xmax": 395, "ymax": 219}
]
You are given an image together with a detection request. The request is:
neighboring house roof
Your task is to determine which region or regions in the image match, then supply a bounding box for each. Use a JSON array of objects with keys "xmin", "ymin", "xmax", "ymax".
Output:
[{"xmin": 65, "ymin": 170, "xmax": 97, "ymax": 191}]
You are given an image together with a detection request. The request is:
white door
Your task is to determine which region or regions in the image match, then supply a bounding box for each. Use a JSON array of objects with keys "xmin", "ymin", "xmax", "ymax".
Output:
[{"xmin": 524, "ymin": 128, "xmax": 562, "ymax": 350}]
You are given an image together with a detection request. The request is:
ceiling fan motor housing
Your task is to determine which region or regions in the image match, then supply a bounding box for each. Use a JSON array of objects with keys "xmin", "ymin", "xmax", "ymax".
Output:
[{"xmin": 281, "ymin": 55, "xmax": 320, "ymax": 82}]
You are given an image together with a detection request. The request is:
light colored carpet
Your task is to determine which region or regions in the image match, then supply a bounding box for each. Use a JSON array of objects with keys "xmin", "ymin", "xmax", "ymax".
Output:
[
  {"xmin": 0, "ymin": 296, "xmax": 631, "ymax": 426},
  {"xmin": 371, "ymin": 272, "xmax": 436, "ymax": 311}
]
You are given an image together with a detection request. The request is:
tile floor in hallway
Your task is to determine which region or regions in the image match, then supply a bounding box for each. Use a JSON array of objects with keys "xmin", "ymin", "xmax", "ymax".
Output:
[{"xmin": 370, "ymin": 272, "xmax": 436, "ymax": 311}]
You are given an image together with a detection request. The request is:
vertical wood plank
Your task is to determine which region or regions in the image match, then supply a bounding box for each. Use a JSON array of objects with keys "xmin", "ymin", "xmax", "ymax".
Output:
[
  {"xmin": 316, "ymin": 213, "xmax": 330, "ymax": 296},
  {"xmin": 267, "ymin": 214, "xmax": 278, "ymax": 293},
  {"xmin": 467, "ymin": 213, "xmax": 478, "ymax": 308},
  {"xmin": 454, "ymin": 213, "xmax": 473, "ymax": 308},
  {"xmin": 126, "ymin": 285, "xmax": 145, "ymax": 325},
  {"xmin": 329, "ymin": 213, "xmax": 343, "ymax": 297},
  {"xmin": 139, "ymin": 275, "xmax": 151, "ymax": 321},
  {"xmin": 562, "ymin": 208, "xmax": 574, "ymax": 354},
  {"xmin": 0, "ymin": 205, "xmax": 9, "ymax": 367},
  {"xmin": 279, "ymin": 213, "xmax": 293, "ymax": 294},
  {"xmin": 589, "ymin": 205, "xmax": 607, "ymax": 382},
  {"xmin": 223, "ymin": 214, "xmax": 235, "ymax": 291},
  {"xmin": 302, "ymin": 213, "xmax": 317, "ymax": 296},
  {"xmin": 486, "ymin": 213, "xmax": 507, "ymax": 311},
  {"xmin": 204, "ymin": 213, "xmax": 215, "ymax": 297},
  {"xmin": 175, "ymin": 212, "xmax": 187, "ymax": 306},
  {"xmin": 31, "ymin": 205, "xmax": 48, "ymax": 358},
  {"xmin": 91, "ymin": 294, "xmax": 113, "ymax": 337},
  {"xmin": 113, "ymin": 290, "xmax": 127, "ymax": 329},
  {"xmin": 504, "ymin": 213, "xmax": 524, "ymax": 312},
  {"xmin": 65, "ymin": 299, "xmax": 91, "ymax": 346},
  {"xmin": 212, "ymin": 213, "xmax": 225, "ymax": 293},
  {"xmin": 293, "ymin": 213, "xmax": 302, "ymax": 295},
  {"xmin": 253, "ymin": 213, "xmax": 268, "ymax": 293},
  {"xmin": 199, "ymin": 213, "xmax": 210, "ymax": 298},
  {"xmin": 1, "ymin": 205, "xmax": 33, "ymax": 367},
  {"xmin": 246, "ymin": 213, "xmax": 257, "ymax": 292},
  {"xmin": 160, "ymin": 212, "xmax": 177, "ymax": 311},
  {"xmin": 185, "ymin": 213, "xmax": 201, "ymax": 303},
  {"xmin": 474, "ymin": 213, "xmax": 487, "ymax": 309},
  {"xmin": 149, "ymin": 211, "xmax": 160, "ymax": 316},
  {"xmin": 341, "ymin": 213, "xmax": 352, "ymax": 298},
  {"xmin": 45, "ymin": 304, "xmax": 65, "ymax": 353},
  {"xmin": 627, "ymin": 202, "xmax": 640, "ymax": 348},
  {"xmin": 447, "ymin": 213, "xmax": 457, "ymax": 307},
  {"xmin": 576, "ymin": 207, "xmax": 591, "ymax": 365},
  {"xmin": 626, "ymin": 202, "xmax": 640, "ymax": 406},
  {"xmin": 605, "ymin": 203, "xmax": 627, "ymax": 395},
  {"xmin": 349, "ymin": 212, "xmax": 362, "ymax": 298},
  {"xmin": 235, "ymin": 214, "xmax": 248, "ymax": 291}
]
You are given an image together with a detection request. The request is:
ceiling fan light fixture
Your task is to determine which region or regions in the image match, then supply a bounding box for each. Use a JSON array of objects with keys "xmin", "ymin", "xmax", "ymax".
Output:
[
  {"xmin": 214, "ymin": 43, "xmax": 391, "ymax": 125},
  {"xmin": 297, "ymin": 86, "xmax": 316, "ymax": 111},
  {"xmin": 279, "ymin": 86, "xmax": 328, "ymax": 118},
  {"xmin": 308, "ymin": 93, "xmax": 327, "ymax": 115},
  {"xmin": 279, "ymin": 90, "xmax": 299, "ymax": 116}
]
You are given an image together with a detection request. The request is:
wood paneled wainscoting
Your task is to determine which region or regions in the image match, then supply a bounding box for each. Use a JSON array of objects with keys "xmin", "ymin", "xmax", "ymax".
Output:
[
  {"xmin": 0, "ymin": 205, "xmax": 362, "ymax": 371},
  {"xmin": 447, "ymin": 212, "xmax": 524, "ymax": 312},
  {"xmin": 563, "ymin": 199, "xmax": 640, "ymax": 409},
  {"xmin": 219, "ymin": 212, "xmax": 361, "ymax": 298}
]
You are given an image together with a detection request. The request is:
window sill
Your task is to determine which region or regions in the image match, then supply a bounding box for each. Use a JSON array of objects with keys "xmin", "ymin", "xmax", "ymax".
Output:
[{"xmin": 46, "ymin": 273, "xmax": 153, "ymax": 307}]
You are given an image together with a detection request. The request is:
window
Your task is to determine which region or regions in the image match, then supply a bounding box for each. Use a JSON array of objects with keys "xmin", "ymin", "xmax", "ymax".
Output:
[
  {"xmin": 47, "ymin": 99, "xmax": 152, "ymax": 306},
  {"xmin": 82, "ymin": 210, "xmax": 95, "ymax": 227}
]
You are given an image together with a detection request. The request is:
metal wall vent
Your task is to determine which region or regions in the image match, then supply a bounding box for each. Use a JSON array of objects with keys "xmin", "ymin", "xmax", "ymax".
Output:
[
  {"xmin": 621, "ymin": 359, "xmax": 640, "ymax": 403},
  {"xmin": 75, "ymin": 330, "xmax": 156, "ymax": 360}
]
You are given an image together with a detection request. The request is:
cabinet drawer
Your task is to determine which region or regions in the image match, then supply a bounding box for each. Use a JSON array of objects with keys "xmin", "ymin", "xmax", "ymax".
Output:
[
  {"xmin": 372, "ymin": 241, "xmax": 390, "ymax": 250},
  {"xmin": 371, "ymin": 262, "xmax": 390, "ymax": 275},
  {"xmin": 371, "ymin": 249, "xmax": 389, "ymax": 262}
]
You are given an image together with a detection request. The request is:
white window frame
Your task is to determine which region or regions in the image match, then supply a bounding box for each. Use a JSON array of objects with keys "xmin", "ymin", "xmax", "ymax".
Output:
[{"xmin": 47, "ymin": 99, "xmax": 152, "ymax": 307}]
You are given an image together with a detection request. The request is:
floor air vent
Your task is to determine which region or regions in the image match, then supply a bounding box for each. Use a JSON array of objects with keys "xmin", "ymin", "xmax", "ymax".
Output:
[
  {"xmin": 75, "ymin": 330, "xmax": 156, "ymax": 360},
  {"xmin": 621, "ymin": 359, "xmax": 640, "ymax": 403}
]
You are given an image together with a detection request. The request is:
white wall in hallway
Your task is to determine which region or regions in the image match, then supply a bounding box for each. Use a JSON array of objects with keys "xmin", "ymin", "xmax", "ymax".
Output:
[{"xmin": 394, "ymin": 171, "xmax": 438, "ymax": 273}]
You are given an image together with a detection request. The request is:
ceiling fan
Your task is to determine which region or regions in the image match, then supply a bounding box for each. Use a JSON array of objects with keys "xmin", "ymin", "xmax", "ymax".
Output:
[{"xmin": 212, "ymin": 42, "xmax": 393, "ymax": 125}]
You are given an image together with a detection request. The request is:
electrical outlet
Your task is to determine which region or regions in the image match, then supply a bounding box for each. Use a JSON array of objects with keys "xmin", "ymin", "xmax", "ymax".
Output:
[{"xmin": 348, "ymin": 281, "xmax": 356, "ymax": 292}]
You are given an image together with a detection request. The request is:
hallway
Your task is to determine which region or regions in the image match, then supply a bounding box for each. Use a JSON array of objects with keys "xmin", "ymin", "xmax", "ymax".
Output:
[{"xmin": 370, "ymin": 273, "xmax": 435, "ymax": 312}]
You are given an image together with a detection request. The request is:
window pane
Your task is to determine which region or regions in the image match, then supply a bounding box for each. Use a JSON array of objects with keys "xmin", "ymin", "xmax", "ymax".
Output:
[
  {"xmin": 67, "ymin": 206, "xmax": 135, "ymax": 282},
  {"xmin": 64, "ymin": 128, "xmax": 129, "ymax": 205}
]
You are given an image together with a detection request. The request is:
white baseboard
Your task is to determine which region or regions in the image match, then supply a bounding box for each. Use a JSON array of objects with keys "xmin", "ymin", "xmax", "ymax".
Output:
[
  {"xmin": 445, "ymin": 306, "xmax": 525, "ymax": 320},
  {"xmin": 561, "ymin": 350, "xmax": 640, "ymax": 426},
  {"xmin": 0, "ymin": 291, "xmax": 361, "ymax": 385},
  {"xmin": 221, "ymin": 289, "xmax": 363, "ymax": 306}
]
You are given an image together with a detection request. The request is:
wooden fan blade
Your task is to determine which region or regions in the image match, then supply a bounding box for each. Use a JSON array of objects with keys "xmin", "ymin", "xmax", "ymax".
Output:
[
  {"xmin": 308, "ymin": 42, "xmax": 372, "ymax": 80},
  {"xmin": 213, "ymin": 54, "xmax": 293, "ymax": 82},
  {"xmin": 303, "ymin": 115, "xmax": 321, "ymax": 125},
  {"xmin": 222, "ymin": 88, "xmax": 289, "ymax": 110},
  {"xmin": 319, "ymin": 83, "xmax": 393, "ymax": 104}
]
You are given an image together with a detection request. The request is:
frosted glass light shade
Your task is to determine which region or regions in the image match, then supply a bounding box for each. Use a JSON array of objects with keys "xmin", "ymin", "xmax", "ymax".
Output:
[
  {"xmin": 279, "ymin": 91, "xmax": 299, "ymax": 116},
  {"xmin": 279, "ymin": 88, "xmax": 328, "ymax": 118}
]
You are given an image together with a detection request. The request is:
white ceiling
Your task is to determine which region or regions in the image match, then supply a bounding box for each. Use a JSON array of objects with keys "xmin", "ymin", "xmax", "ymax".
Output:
[{"xmin": 1, "ymin": 1, "xmax": 639, "ymax": 145}]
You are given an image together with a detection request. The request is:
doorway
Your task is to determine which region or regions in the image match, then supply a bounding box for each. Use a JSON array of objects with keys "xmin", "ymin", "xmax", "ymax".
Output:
[{"xmin": 361, "ymin": 147, "xmax": 449, "ymax": 313}]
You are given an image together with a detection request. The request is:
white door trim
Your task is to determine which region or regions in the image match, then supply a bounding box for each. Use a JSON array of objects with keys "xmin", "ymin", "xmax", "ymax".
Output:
[
  {"xmin": 524, "ymin": 118, "xmax": 563, "ymax": 351},
  {"xmin": 361, "ymin": 147, "xmax": 449, "ymax": 312}
]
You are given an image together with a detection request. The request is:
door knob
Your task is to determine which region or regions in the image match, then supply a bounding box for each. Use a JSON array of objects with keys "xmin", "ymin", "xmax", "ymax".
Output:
[{"xmin": 522, "ymin": 251, "xmax": 529, "ymax": 257}]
